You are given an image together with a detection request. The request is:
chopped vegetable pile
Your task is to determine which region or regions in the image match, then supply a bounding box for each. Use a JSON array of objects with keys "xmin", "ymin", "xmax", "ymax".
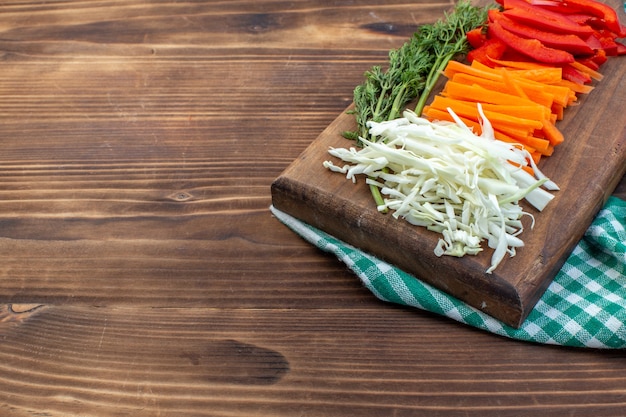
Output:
[
  {"xmin": 326, "ymin": 0, "xmax": 625, "ymax": 272},
  {"xmin": 325, "ymin": 107, "xmax": 557, "ymax": 272}
]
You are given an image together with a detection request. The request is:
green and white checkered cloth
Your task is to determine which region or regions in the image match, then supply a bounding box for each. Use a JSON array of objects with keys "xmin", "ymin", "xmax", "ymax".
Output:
[{"xmin": 270, "ymin": 196, "xmax": 626, "ymax": 349}]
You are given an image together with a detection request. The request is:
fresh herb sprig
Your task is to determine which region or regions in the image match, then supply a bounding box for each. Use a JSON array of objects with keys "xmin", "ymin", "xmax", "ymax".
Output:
[
  {"xmin": 344, "ymin": 0, "xmax": 490, "ymax": 144},
  {"xmin": 342, "ymin": 1, "xmax": 490, "ymax": 209},
  {"xmin": 413, "ymin": 1, "xmax": 493, "ymax": 115}
]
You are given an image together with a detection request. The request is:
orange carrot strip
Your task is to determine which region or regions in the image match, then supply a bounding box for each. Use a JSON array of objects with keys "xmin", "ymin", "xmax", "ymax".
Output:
[
  {"xmin": 443, "ymin": 60, "xmax": 502, "ymax": 82},
  {"xmin": 511, "ymin": 68, "xmax": 564, "ymax": 84},
  {"xmin": 442, "ymin": 81, "xmax": 551, "ymax": 117},
  {"xmin": 530, "ymin": 152, "xmax": 542, "ymax": 165},
  {"xmin": 422, "ymin": 106, "xmax": 481, "ymax": 131},
  {"xmin": 423, "ymin": 106, "xmax": 534, "ymax": 142},
  {"xmin": 509, "ymin": 159, "xmax": 539, "ymax": 175},
  {"xmin": 551, "ymin": 102, "xmax": 564, "ymax": 120},
  {"xmin": 517, "ymin": 135, "xmax": 550, "ymax": 153},
  {"xmin": 550, "ymin": 113, "xmax": 557, "ymax": 124},
  {"xmin": 446, "ymin": 61, "xmax": 565, "ymax": 101},
  {"xmin": 471, "ymin": 60, "xmax": 563, "ymax": 84},
  {"xmin": 543, "ymin": 145, "xmax": 554, "ymax": 157},
  {"xmin": 555, "ymin": 79, "xmax": 595, "ymax": 94},
  {"xmin": 511, "ymin": 77, "xmax": 573, "ymax": 108},
  {"xmin": 451, "ymin": 73, "xmax": 556, "ymax": 110},
  {"xmin": 500, "ymin": 67, "xmax": 529, "ymax": 100},
  {"xmin": 569, "ymin": 61, "xmax": 603, "ymax": 81},
  {"xmin": 497, "ymin": 134, "xmax": 541, "ymax": 153},
  {"xmin": 422, "ymin": 107, "xmax": 540, "ymax": 155},
  {"xmin": 437, "ymin": 108, "xmax": 535, "ymax": 140},
  {"xmin": 487, "ymin": 57, "xmax": 552, "ymax": 70},
  {"xmin": 541, "ymin": 119, "xmax": 565, "ymax": 146},
  {"xmin": 429, "ymin": 96, "xmax": 544, "ymax": 130}
]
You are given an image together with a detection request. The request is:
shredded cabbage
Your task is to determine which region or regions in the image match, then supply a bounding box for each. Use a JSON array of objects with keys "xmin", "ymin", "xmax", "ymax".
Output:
[{"xmin": 323, "ymin": 106, "xmax": 558, "ymax": 273}]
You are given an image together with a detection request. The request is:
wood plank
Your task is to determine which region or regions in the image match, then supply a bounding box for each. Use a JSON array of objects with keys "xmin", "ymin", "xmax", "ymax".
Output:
[
  {"xmin": 0, "ymin": 0, "xmax": 430, "ymax": 305},
  {"xmin": 0, "ymin": 304, "xmax": 626, "ymax": 417},
  {"xmin": 272, "ymin": 8, "xmax": 626, "ymax": 327}
]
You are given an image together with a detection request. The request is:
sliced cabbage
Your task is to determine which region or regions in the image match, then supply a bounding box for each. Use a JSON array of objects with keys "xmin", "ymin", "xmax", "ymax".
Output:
[{"xmin": 323, "ymin": 106, "xmax": 558, "ymax": 273}]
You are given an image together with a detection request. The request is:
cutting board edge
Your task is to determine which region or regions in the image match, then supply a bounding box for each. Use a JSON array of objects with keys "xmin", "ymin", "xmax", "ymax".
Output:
[{"xmin": 271, "ymin": 173, "xmax": 533, "ymax": 328}]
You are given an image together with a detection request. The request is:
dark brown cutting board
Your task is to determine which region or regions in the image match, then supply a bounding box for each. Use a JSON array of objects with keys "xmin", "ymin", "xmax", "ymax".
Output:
[{"xmin": 272, "ymin": 46, "xmax": 626, "ymax": 328}]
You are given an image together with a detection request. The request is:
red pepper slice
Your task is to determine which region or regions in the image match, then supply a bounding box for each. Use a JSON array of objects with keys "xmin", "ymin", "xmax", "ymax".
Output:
[
  {"xmin": 487, "ymin": 19, "xmax": 576, "ymax": 64},
  {"xmin": 489, "ymin": 9, "xmax": 594, "ymax": 55},
  {"xmin": 561, "ymin": 63, "xmax": 592, "ymax": 84},
  {"xmin": 576, "ymin": 57, "xmax": 600, "ymax": 70},
  {"xmin": 566, "ymin": 12, "xmax": 604, "ymax": 28},
  {"xmin": 466, "ymin": 27, "xmax": 488, "ymax": 49},
  {"xmin": 532, "ymin": 1, "xmax": 585, "ymax": 14},
  {"xmin": 467, "ymin": 37, "xmax": 508, "ymax": 64},
  {"xmin": 585, "ymin": 32, "xmax": 604, "ymax": 50},
  {"xmin": 591, "ymin": 30, "xmax": 619, "ymax": 55},
  {"xmin": 501, "ymin": 0, "xmax": 595, "ymax": 36},
  {"xmin": 590, "ymin": 48, "xmax": 608, "ymax": 65},
  {"xmin": 576, "ymin": 48, "xmax": 609, "ymax": 69},
  {"xmin": 562, "ymin": 0, "xmax": 623, "ymax": 36}
]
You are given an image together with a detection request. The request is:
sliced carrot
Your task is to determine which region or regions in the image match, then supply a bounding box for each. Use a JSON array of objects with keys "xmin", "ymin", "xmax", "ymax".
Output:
[
  {"xmin": 569, "ymin": 61, "xmax": 604, "ymax": 81},
  {"xmin": 443, "ymin": 60, "xmax": 502, "ymax": 81},
  {"xmin": 441, "ymin": 82, "xmax": 552, "ymax": 119},
  {"xmin": 543, "ymin": 145, "xmax": 555, "ymax": 157},
  {"xmin": 512, "ymin": 77, "xmax": 573, "ymax": 107},
  {"xmin": 497, "ymin": 135, "xmax": 538, "ymax": 154},
  {"xmin": 487, "ymin": 56, "xmax": 552, "ymax": 70},
  {"xmin": 445, "ymin": 60, "xmax": 570, "ymax": 108},
  {"xmin": 422, "ymin": 107, "xmax": 539, "ymax": 155},
  {"xmin": 511, "ymin": 68, "xmax": 564, "ymax": 84},
  {"xmin": 551, "ymin": 102, "xmax": 564, "ymax": 120},
  {"xmin": 541, "ymin": 119, "xmax": 565, "ymax": 146},
  {"xmin": 530, "ymin": 152, "xmax": 542, "ymax": 165},
  {"xmin": 431, "ymin": 59, "xmax": 584, "ymax": 161},
  {"xmin": 450, "ymin": 73, "xmax": 556, "ymax": 110},
  {"xmin": 422, "ymin": 106, "xmax": 531, "ymax": 142},
  {"xmin": 518, "ymin": 134, "xmax": 550, "ymax": 153},
  {"xmin": 429, "ymin": 96, "xmax": 544, "ymax": 130},
  {"xmin": 508, "ymin": 158, "xmax": 540, "ymax": 174},
  {"xmin": 471, "ymin": 60, "xmax": 563, "ymax": 84},
  {"xmin": 555, "ymin": 79, "xmax": 595, "ymax": 94},
  {"xmin": 500, "ymin": 66, "xmax": 530, "ymax": 100}
]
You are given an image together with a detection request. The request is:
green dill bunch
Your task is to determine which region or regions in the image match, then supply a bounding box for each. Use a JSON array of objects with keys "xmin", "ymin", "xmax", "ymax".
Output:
[{"xmin": 344, "ymin": 0, "xmax": 490, "ymax": 145}]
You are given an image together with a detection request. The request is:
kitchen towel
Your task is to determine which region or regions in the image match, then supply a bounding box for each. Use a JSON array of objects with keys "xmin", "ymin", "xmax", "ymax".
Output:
[{"xmin": 270, "ymin": 195, "xmax": 626, "ymax": 349}]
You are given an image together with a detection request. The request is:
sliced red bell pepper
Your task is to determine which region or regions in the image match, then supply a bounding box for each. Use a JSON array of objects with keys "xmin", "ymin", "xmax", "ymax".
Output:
[
  {"xmin": 532, "ymin": 1, "xmax": 585, "ymax": 14},
  {"xmin": 489, "ymin": 9, "xmax": 594, "ymax": 55},
  {"xmin": 576, "ymin": 44, "xmax": 608, "ymax": 71},
  {"xmin": 466, "ymin": 37, "xmax": 508, "ymax": 64},
  {"xmin": 585, "ymin": 32, "xmax": 604, "ymax": 50},
  {"xmin": 488, "ymin": 19, "xmax": 576, "ymax": 64},
  {"xmin": 501, "ymin": 0, "xmax": 595, "ymax": 36},
  {"xmin": 561, "ymin": 63, "xmax": 592, "ymax": 84},
  {"xmin": 591, "ymin": 30, "xmax": 619, "ymax": 55},
  {"xmin": 617, "ymin": 42, "xmax": 626, "ymax": 56},
  {"xmin": 590, "ymin": 48, "xmax": 608, "ymax": 65},
  {"xmin": 576, "ymin": 56, "xmax": 599, "ymax": 70},
  {"xmin": 562, "ymin": 0, "xmax": 623, "ymax": 36},
  {"xmin": 566, "ymin": 12, "xmax": 603, "ymax": 28},
  {"xmin": 466, "ymin": 27, "xmax": 488, "ymax": 49}
]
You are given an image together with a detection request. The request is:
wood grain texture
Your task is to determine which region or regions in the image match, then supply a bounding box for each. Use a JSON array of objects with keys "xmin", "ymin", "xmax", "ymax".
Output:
[
  {"xmin": 0, "ymin": 0, "xmax": 624, "ymax": 415},
  {"xmin": 1, "ymin": 304, "xmax": 626, "ymax": 417}
]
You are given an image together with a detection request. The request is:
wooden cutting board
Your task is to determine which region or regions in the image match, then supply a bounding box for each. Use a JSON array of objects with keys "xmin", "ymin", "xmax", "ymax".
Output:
[{"xmin": 272, "ymin": 45, "xmax": 626, "ymax": 328}]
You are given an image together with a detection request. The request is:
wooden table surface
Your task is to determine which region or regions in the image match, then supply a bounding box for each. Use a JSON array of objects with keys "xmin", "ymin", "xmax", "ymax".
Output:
[{"xmin": 0, "ymin": 1, "xmax": 625, "ymax": 416}]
